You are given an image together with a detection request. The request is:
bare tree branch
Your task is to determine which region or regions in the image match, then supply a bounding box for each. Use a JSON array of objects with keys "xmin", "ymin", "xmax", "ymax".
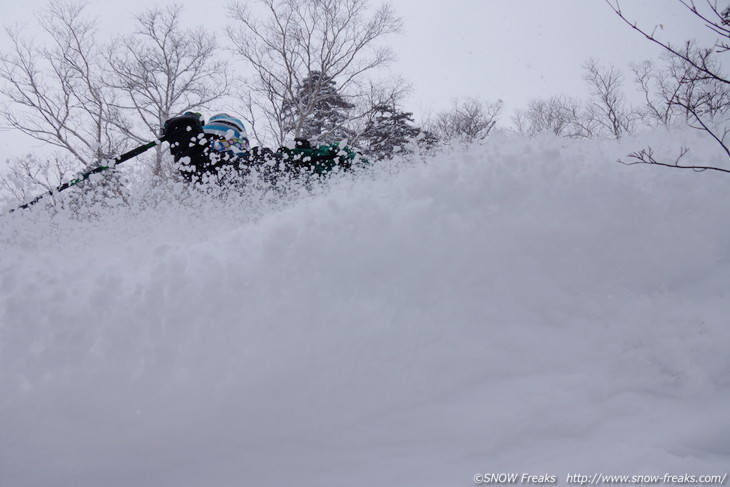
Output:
[
  {"xmin": 619, "ymin": 146, "xmax": 730, "ymax": 173},
  {"xmin": 604, "ymin": 0, "xmax": 730, "ymax": 85}
]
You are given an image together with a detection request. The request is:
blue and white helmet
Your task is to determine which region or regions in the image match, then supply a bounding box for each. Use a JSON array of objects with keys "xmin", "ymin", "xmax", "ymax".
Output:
[{"xmin": 203, "ymin": 113, "xmax": 250, "ymax": 154}]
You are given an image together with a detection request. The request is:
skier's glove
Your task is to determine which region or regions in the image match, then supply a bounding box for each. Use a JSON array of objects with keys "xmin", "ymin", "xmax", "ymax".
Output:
[
  {"xmin": 161, "ymin": 112, "xmax": 204, "ymax": 145},
  {"xmin": 294, "ymin": 138, "xmax": 312, "ymax": 149}
]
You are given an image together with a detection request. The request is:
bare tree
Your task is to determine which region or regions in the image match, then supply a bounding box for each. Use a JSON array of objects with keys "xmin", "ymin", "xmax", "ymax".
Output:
[
  {"xmin": 0, "ymin": 1, "xmax": 122, "ymax": 168},
  {"xmin": 631, "ymin": 58, "xmax": 680, "ymax": 126},
  {"xmin": 428, "ymin": 97, "xmax": 503, "ymax": 143},
  {"xmin": 106, "ymin": 5, "xmax": 229, "ymax": 178},
  {"xmin": 227, "ymin": 0, "xmax": 402, "ymax": 146},
  {"xmin": 583, "ymin": 59, "xmax": 636, "ymax": 139},
  {"xmin": 513, "ymin": 95, "xmax": 596, "ymax": 138},
  {"xmin": 0, "ymin": 0, "xmax": 131, "ymax": 208},
  {"xmin": 0, "ymin": 1, "xmax": 233, "ymax": 208},
  {"xmin": 605, "ymin": 0, "xmax": 730, "ymax": 172}
]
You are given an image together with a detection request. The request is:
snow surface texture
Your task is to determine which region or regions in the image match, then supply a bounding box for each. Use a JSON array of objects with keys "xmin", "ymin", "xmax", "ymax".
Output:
[{"xmin": 1, "ymin": 130, "xmax": 729, "ymax": 486}]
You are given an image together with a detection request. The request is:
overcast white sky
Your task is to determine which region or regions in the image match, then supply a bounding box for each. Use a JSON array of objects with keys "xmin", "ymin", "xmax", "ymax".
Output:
[{"xmin": 0, "ymin": 0, "xmax": 716, "ymax": 158}]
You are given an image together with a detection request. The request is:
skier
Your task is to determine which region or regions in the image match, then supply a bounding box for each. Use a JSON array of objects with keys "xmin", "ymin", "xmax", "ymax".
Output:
[{"xmin": 161, "ymin": 112, "xmax": 363, "ymax": 185}]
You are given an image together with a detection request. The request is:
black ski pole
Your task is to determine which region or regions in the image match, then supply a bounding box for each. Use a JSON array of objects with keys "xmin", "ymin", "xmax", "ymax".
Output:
[{"xmin": 10, "ymin": 138, "xmax": 164, "ymax": 212}]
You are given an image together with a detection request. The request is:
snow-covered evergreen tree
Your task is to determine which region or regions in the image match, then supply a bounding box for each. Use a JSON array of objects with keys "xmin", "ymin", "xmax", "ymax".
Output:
[
  {"xmin": 284, "ymin": 71, "xmax": 354, "ymax": 144},
  {"xmin": 359, "ymin": 102, "xmax": 421, "ymax": 160}
]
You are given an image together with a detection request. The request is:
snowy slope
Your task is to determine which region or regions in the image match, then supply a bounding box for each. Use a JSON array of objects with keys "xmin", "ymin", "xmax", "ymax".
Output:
[{"xmin": 1, "ymin": 130, "xmax": 729, "ymax": 487}]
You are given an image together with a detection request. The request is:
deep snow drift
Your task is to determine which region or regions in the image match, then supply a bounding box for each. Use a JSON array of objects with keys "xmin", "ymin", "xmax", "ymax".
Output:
[{"xmin": 1, "ymin": 130, "xmax": 729, "ymax": 486}]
